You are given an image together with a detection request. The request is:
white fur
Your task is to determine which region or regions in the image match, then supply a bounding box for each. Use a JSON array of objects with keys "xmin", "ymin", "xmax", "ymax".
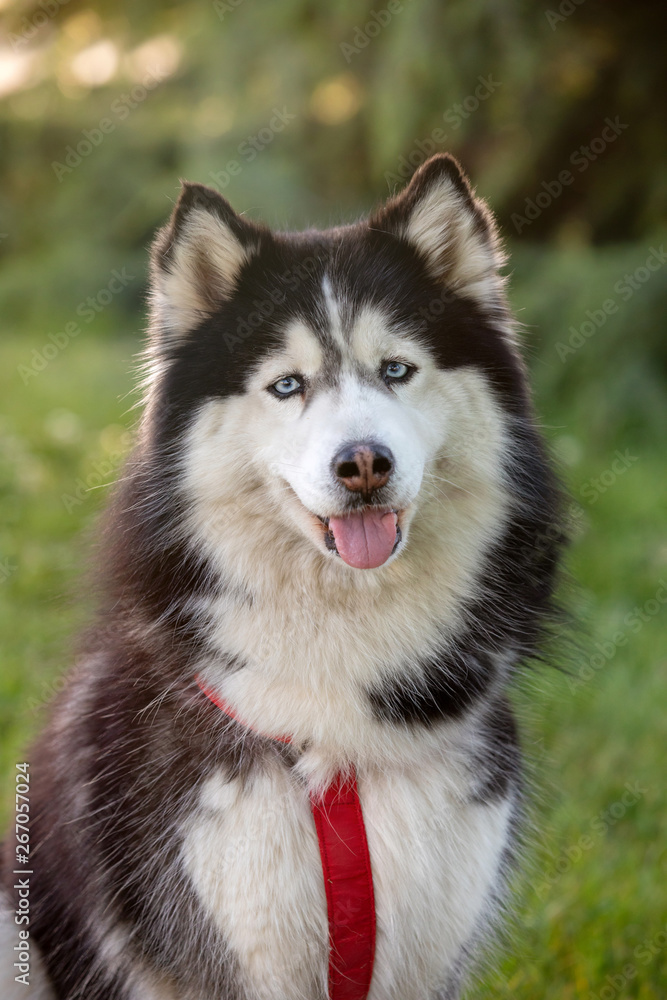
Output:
[
  {"xmin": 181, "ymin": 743, "xmax": 512, "ymax": 1000},
  {"xmin": 182, "ymin": 764, "xmax": 329, "ymax": 1000},
  {"xmin": 95, "ymin": 921, "xmax": 181, "ymax": 999},
  {"xmin": 402, "ymin": 174, "xmax": 506, "ymax": 311},
  {"xmin": 178, "ymin": 306, "xmax": 511, "ymax": 763},
  {"xmin": 321, "ymin": 274, "xmax": 347, "ymax": 352},
  {"xmin": 170, "ymin": 290, "xmax": 517, "ymax": 995},
  {"xmin": 153, "ymin": 207, "xmax": 255, "ymax": 339}
]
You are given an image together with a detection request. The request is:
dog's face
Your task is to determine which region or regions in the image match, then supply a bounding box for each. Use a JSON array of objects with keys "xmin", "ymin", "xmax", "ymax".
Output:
[
  {"xmin": 233, "ymin": 306, "xmax": 438, "ymax": 568},
  {"xmin": 145, "ymin": 155, "xmax": 525, "ymax": 580}
]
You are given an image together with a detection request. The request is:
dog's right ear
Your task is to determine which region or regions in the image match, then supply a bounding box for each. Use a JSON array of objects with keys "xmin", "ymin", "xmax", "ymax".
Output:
[{"xmin": 149, "ymin": 182, "xmax": 262, "ymax": 348}]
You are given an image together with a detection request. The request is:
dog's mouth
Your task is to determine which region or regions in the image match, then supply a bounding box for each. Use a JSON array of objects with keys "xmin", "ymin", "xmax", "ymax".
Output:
[{"xmin": 315, "ymin": 508, "xmax": 403, "ymax": 570}]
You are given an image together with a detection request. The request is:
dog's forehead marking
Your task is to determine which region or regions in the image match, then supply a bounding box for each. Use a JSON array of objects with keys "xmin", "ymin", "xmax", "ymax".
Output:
[
  {"xmin": 321, "ymin": 274, "xmax": 348, "ymax": 353},
  {"xmin": 279, "ymin": 291, "xmax": 433, "ymax": 391},
  {"xmin": 349, "ymin": 304, "xmax": 433, "ymax": 373},
  {"xmin": 320, "ymin": 278, "xmax": 403, "ymax": 377},
  {"xmin": 282, "ymin": 319, "xmax": 324, "ymax": 374},
  {"xmin": 278, "ymin": 282, "xmax": 432, "ymax": 387},
  {"xmin": 349, "ymin": 305, "xmax": 398, "ymax": 365}
]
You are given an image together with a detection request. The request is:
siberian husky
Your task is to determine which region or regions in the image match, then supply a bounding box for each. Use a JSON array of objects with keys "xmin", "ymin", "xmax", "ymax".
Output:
[{"xmin": 1, "ymin": 153, "xmax": 565, "ymax": 999}]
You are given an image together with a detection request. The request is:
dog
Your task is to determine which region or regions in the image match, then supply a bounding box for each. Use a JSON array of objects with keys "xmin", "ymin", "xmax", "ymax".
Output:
[{"xmin": 1, "ymin": 153, "xmax": 565, "ymax": 999}]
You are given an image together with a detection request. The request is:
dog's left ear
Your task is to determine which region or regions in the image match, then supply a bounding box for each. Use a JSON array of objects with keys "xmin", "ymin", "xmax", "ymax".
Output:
[
  {"xmin": 370, "ymin": 154, "xmax": 506, "ymax": 306},
  {"xmin": 149, "ymin": 182, "xmax": 263, "ymax": 347}
]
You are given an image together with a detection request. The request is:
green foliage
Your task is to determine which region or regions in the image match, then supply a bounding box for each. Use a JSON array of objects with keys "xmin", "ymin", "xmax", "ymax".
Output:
[
  {"xmin": 1, "ymin": 0, "xmax": 665, "ymax": 329},
  {"xmin": 0, "ymin": 1, "xmax": 665, "ymax": 995}
]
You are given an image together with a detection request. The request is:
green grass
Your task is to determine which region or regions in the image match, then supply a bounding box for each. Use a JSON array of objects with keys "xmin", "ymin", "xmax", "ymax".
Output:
[
  {"xmin": 480, "ymin": 448, "xmax": 667, "ymax": 999},
  {"xmin": 0, "ymin": 332, "xmax": 136, "ymax": 781},
  {"xmin": 1, "ymin": 244, "xmax": 666, "ymax": 997}
]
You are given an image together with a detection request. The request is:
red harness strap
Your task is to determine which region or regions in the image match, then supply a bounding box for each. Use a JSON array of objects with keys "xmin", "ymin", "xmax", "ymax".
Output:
[
  {"xmin": 310, "ymin": 772, "xmax": 376, "ymax": 999},
  {"xmin": 195, "ymin": 676, "xmax": 376, "ymax": 1000}
]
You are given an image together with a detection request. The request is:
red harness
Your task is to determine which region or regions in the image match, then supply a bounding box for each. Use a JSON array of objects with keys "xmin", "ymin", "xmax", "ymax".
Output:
[{"xmin": 196, "ymin": 676, "xmax": 376, "ymax": 1000}]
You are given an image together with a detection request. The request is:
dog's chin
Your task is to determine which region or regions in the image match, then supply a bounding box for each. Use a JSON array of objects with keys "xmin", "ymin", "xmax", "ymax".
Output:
[{"xmin": 281, "ymin": 486, "xmax": 409, "ymax": 570}]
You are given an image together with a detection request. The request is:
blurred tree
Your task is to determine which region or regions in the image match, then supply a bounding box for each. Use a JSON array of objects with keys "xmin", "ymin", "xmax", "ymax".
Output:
[{"xmin": 0, "ymin": 0, "xmax": 665, "ymax": 334}]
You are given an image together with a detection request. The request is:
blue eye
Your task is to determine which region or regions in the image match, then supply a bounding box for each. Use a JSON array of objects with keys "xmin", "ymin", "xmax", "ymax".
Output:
[
  {"xmin": 270, "ymin": 375, "xmax": 303, "ymax": 397},
  {"xmin": 383, "ymin": 361, "xmax": 412, "ymax": 382}
]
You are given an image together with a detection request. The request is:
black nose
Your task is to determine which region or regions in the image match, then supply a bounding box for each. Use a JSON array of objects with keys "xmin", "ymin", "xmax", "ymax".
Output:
[{"xmin": 332, "ymin": 442, "xmax": 394, "ymax": 497}]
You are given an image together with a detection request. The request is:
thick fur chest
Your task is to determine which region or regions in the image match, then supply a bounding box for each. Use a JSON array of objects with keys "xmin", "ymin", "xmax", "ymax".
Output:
[{"xmin": 181, "ymin": 746, "xmax": 513, "ymax": 1000}]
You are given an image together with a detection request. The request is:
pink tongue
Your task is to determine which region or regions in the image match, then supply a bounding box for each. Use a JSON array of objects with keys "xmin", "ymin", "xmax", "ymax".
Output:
[{"xmin": 328, "ymin": 510, "xmax": 398, "ymax": 569}]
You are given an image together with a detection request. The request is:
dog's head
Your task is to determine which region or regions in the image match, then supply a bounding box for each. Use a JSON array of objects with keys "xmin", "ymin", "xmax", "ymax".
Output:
[{"xmin": 143, "ymin": 155, "xmax": 527, "ymax": 581}]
